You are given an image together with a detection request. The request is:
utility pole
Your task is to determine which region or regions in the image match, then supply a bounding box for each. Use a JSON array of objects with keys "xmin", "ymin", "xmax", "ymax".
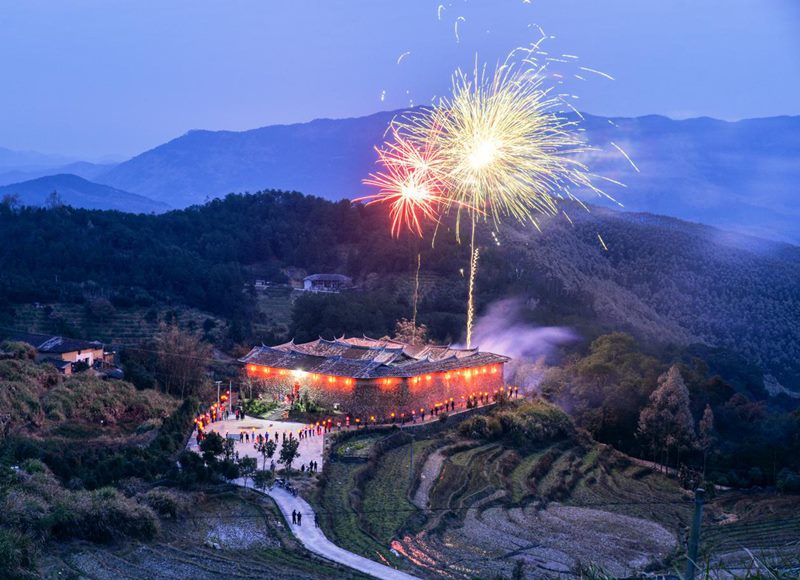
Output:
[
  {"xmin": 685, "ymin": 488, "xmax": 705, "ymax": 580},
  {"xmin": 408, "ymin": 431, "xmax": 416, "ymax": 491},
  {"xmin": 215, "ymin": 380, "xmax": 222, "ymax": 408}
]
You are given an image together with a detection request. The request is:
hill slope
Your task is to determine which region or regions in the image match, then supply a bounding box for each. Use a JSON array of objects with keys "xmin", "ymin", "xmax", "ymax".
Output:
[
  {"xmin": 0, "ymin": 173, "xmax": 169, "ymax": 213},
  {"xmin": 1, "ymin": 191, "xmax": 797, "ymax": 389},
  {"xmin": 98, "ymin": 110, "xmax": 398, "ymax": 208},
  {"xmin": 98, "ymin": 112, "xmax": 800, "ymax": 243}
]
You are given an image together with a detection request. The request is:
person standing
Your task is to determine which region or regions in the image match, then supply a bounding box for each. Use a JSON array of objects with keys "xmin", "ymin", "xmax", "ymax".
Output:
[
  {"xmin": 291, "ymin": 510, "xmax": 297, "ymax": 525},
  {"xmin": 297, "ymin": 512, "xmax": 302, "ymax": 526}
]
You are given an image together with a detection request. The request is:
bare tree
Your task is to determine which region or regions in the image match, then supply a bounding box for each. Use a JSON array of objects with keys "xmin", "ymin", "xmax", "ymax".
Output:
[
  {"xmin": 45, "ymin": 190, "xmax": 64, "ymax": 209},
  {"xmin": 154, "ymin": 323, "xmax": 212, "ymax": 398},
  {"xmin": 393, "ymin": 318, "xmax": 429, "ymax": 345}
]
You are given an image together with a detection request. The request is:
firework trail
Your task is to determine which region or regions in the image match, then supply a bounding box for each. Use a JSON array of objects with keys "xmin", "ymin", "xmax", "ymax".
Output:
[{"xmin": 412, "ymin": 252, "xmax": 422, "ymax": 335}]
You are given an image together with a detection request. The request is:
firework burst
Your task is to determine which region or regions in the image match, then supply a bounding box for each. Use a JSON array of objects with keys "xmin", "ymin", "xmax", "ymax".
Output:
[
  {"xmin": 358, "ymin": 127, "xmax": 448, "ymax": 238},
  {"xmin": 400, "ymin": 53, "xmax": 606, "ymax": 236},
  {"xmin": 395, "ymin": 51, "xmax": 610, "ymax": 346}
]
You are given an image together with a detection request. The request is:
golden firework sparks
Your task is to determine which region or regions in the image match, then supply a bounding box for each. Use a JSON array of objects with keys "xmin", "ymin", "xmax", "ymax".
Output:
[{"xmin": 395, "ymin": 49, "xmax": 612, "ymax": 346}]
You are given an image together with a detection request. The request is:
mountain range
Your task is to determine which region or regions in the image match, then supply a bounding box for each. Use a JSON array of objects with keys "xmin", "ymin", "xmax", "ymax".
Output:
[
  {"xmin": 2, "ymin": 111, "xmax": 798, "ymax": 243},
  {"xmin": 0, "ymin": 174, "xmax": 169, "ymax": 214}
]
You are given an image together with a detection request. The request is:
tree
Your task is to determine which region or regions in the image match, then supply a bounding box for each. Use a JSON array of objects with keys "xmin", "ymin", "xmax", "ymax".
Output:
[
  {"xmin": 698, "ymin": 404, "xmax": 716, "ymax": 479},
  {"xmin": 45, "ymin": 190, "xmax": 63, "ymax": 209},
  {"xmin": 279, "ymin": 438, "xmax": 300, "ymax": 474},
  {"xmin": 255, "ymin": 438, "xmax": 277, "ymax": 471},
  {"xmin": 154, "ymin": 323, "xmax": 212, "ymax": 398},
  {"xmin": 0, "ymin": 193, "xmax": 20, "ymax": 211},
  {"xmin": 637, "ymin": 365, "xmax": 697, "ymax": 470},
  {"xmin": 253, "ymin": 469, "xmax": 274, "ymax": 492},
  {"xmin": 238, "ymin": 456, "xmax": 257, "ymax": 489},
  {"xmin": 86, "ymin": 297, "xmax": 116, "ymax": 322},
  {"xmin": 393, "ymin": 318, "xmax": 429, "ymax": 345}
]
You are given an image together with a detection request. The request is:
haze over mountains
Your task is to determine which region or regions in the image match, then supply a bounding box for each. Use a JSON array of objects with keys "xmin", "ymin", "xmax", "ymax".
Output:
[
  {"xmin": 0, "ymin": 174, "xmax": 169, "ymax": 214},
  {"xmin": 2, "ymin": 111, "xmax": 798, "ymax": 243}
]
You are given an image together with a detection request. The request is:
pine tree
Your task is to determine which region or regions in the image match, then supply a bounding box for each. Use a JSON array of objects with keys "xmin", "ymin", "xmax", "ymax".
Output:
[
  {"xmin": 698, "ymin": 404, "xmax": 716, "ymax": 479},
  {"xmin": 638, "ymin": 365, "xmax": 697, "ymax": 470}
]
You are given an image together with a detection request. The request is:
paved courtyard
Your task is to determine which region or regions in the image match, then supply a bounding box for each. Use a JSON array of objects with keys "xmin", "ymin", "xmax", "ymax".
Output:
[{"xmin": 189, "ymin": 415, "xmax": 325, "ymax": 471}]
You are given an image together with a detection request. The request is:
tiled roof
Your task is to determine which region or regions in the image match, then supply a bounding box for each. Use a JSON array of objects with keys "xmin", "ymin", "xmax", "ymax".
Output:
[
  {"xmin": 3, "ymin": 332, "xmax": 103, "ymax": 354},
  {"xmin": 239, "ymin": 336, "xmax": 509, "ymax": 379}
]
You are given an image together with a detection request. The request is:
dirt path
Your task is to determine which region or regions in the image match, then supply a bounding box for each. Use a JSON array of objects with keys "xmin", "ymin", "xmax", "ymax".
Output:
[{"xmin": 412, "ymin": 447, "xmax": 450, "ymax": 510}]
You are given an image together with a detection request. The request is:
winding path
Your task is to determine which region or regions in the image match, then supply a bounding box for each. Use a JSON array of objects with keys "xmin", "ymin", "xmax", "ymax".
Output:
[{"xmin": 243, "ymin": 481, "xmax": 419, "ymax": 580}]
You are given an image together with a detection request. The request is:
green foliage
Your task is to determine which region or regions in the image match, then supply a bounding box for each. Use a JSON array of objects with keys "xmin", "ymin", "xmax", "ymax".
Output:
[
  {"xmin": 0, "ymin": 341, "xmax": 36, "ymax": 361},
  {"xmin": 0, "ymin": 528, "xmax": 37, "ymax": 579},
  {"xmin": 0, "ymin": 463, "xmax": 159, "ymax": 548},
  {"xmin": 459, "ymin": 401, "xmax": 574, "ymax": 449},
  {"xmin": 253, "ymin": 469, "xmax": 274, "ymax": 492},
  {"xmin": 137, "ymin": 488, "xmax": 188, "ymax": 519},
  {"xmin": 6, "ymin": 397, "xmax": 198, "ymax": 489},
  {"xmin": 776, "ymin": 468, "xmax": 800, "ymax": 494},
  {"xmin": 241, "ymin": 397, "xmax": 278, "ymax": 417},
  {"xmin": 542, "ymin": 333, "xmax": 800, "ymax": 487},
  {"xmin": 279, "ymin": 437, "xmax": 300, "ymax": 472},
  {"xmin": 290, "ymin": 291, "xmax": 407, "ymax": 343}
]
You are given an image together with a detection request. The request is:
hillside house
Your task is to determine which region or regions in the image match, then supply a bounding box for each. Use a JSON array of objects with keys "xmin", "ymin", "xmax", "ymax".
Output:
[
  {"xmin": 302, "ymin": 273, "xmax": 352, "ymax": 293},
  {"xmin": 4, "ymin": 332, "xmax": 107, "ymax": 374}
]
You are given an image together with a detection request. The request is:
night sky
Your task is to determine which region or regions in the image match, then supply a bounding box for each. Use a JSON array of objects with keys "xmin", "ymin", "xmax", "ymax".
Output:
[{"xmin": 1, "ymin": 0, "xmax": 798, "ymax": 159}]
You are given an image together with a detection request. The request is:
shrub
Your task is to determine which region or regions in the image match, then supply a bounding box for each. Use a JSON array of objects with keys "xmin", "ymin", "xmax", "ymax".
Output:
[
  {"xmin": 0, "ymin": 341, "xmax": 36, "ymax": 361},
  {"xmin": 0, "ymin": 528, "xmax": 37, "ymax": 579},
  {"xmin": 777, "ymin": 468, "xmax": 800, "ymax": 494},
  {"xmin": 138, "ymin": 488, "xmax": 187, "ymax": 519}
]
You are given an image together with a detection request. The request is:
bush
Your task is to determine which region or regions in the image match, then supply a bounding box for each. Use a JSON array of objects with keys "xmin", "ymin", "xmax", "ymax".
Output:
[
  {"xmin": 458, "ymin": 401, "xmax": 574, "ymax": 449},
  {"xmin": 138, "ymin": 488, "xmax": 187, "ymax": 519},
  {"xmin": 0, "ymin": 528, "xmax": 37, "ymax": 579},
  {"xmin": 0, "ymin": 341, "xmax": 36, "ymax": 361},
  {"xmin": 776, "ymin": 468, "xmax": 800, "ymax": 494}
]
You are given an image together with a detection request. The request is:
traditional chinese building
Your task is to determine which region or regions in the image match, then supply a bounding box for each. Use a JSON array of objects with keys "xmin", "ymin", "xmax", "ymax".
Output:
[{"xmin": 239, "ymin": 336, "xmax": 509, "ymax": 420}]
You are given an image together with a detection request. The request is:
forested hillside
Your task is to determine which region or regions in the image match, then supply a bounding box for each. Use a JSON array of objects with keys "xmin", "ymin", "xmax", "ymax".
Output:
[{"xmin": 1, "ymin": 191, "xmax": 798, "ymax": 389}]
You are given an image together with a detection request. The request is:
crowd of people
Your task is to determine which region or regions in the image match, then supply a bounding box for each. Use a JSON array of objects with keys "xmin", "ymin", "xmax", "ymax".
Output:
[{"xmin": 193, "ymin": 386, "xmax": 522, "ymax": 445}]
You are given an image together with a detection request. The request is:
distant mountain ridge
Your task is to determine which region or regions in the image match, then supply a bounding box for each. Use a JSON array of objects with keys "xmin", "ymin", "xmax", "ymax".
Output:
[
  {"xmin": 96, "ymin": 111, "xmax": 800, "ymax": 244},
  {"xmin": 0, "ymin": 161, "xmax": 117, "ymax": 187},
  {"xmin": 0, "ymin": 174, "xmax": 169, "ymax": 214}
]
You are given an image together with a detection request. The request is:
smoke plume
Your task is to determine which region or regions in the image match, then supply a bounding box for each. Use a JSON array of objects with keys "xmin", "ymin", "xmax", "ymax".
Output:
[{"xmin": 466, "ymin": 298, "xmax": 579, "ymax": 390}]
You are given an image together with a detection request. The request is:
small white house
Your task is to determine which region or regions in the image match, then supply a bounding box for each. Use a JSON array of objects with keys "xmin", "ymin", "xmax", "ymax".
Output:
[{"xmin": 302, "ymin": 274, "xmax": 352, "ymax": 293}]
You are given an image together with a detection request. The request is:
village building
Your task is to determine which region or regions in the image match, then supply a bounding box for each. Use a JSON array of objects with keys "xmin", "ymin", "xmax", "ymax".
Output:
[
  {"xmin": 302, "ymin": 273, "xmax": 352, "ymax": 293},
  {"xmin": 3, "ymin": 332, "xmax": 107, "ymax": 375},
  {"xmin": 239, "ymin": 336, "xmax": 509, "ymax": 420}
]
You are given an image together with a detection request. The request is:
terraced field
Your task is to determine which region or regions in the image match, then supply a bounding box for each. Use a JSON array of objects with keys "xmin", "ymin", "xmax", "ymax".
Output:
[
  {"xmin": 41, "ymin": 488, "xmax": 368, "ymax": 579},
  {"xmin": 12, "ymin": 302, "xmax": 226, "ymax": 344},
  {"xmin": 395, "ymin": 439, "xmax": 689, "ymax": 578},
  {"xmin": 252, "ymin": 286, "xmax": 294, "ymax": 338},
  {"xmin": 313, "ymin": 406, "xmax": 800, "ymax": 579},
  {"xmin": 700, "ymin": 494, "xmax": 800, "ymax": 574}
]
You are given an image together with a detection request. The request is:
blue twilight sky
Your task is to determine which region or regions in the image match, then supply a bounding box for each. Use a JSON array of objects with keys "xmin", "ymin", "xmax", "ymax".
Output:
[{"xmin": 1, "ymin": 0, "xmax": 798, "ymax": 160}]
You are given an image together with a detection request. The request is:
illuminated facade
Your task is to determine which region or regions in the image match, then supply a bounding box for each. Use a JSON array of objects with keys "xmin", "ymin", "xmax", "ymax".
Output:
[{"xmin": 239, "ymin": 336, "xmax": 508, "ymax": 420}]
